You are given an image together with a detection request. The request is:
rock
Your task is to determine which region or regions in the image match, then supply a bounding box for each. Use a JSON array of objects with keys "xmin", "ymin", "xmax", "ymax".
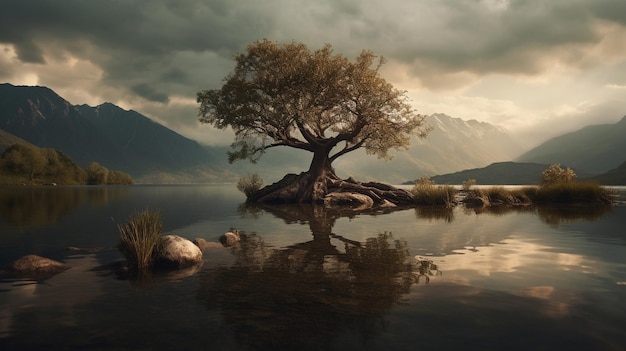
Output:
[
  {"xmin": 157, "ymin": 235, "xmax": 203, "ymax": 269},
  {"xmin": 324, "ymin": 192, "xmax": 374, "ymax": 210},
  {"xmin": 462, "ymin": 195, "xmax": 489, "ymax": 207},
  {"xmin": 379, "ymin": 199, "xmax": 397, "ymax": 208},
  {"xmin": 193, "ymin": 238, "xmax": 224, "ymax": 250},
  {"xmin": 5, "ymin": 254, "xmax": 69, "ymax": 277},
  {"xmin": 219, "ymin": 231, "xmax": 240, "ymax": 247}
]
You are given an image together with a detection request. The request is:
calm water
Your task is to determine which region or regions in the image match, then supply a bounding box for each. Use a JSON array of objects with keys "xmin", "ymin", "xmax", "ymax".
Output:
[{"xmin": 0, "ymin": 185, "xmax": 625, "ymax": 350}]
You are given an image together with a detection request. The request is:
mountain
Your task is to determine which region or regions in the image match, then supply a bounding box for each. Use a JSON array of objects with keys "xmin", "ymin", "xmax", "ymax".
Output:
[
  {"xmin": 0, "ymin": 84, "xmax": 529, "ymax": 185},
  {"xmin": 0, "ymin": 83, "xmax": 226, "ymax": 182},
  {"xmin": 587, "ymin": 161, "xmax": 626, "ymax": 185},
  {"xmin": 331, "ymin": 113, "xmax": 526, "ymax": 184},
  {"xmin": 420, "ymin": 161, "xmax": 593, "ymax": 185},
  {"xmin": 516, "ymin": 116, "xmax": 626, "ymax": 175}
]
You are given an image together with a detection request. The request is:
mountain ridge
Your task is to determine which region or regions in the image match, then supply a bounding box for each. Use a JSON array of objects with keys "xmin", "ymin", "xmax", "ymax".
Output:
[
  {"xmin": 516, "ymin": 115, "xmax": 626, "ymax": 174},
  {"xmin": 0, "ymin": 83, "xmax": 228, "ymax": 182}
]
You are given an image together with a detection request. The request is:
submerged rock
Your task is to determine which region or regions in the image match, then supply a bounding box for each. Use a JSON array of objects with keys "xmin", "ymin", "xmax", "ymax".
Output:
[
  {"xmin": 4, "ymin": 254, "xmax": 69, "ymax": 277},
  {"xmin": 193, "ymin": 238, "xmax": 224, "ymax": 250},
  {"xmin": 157, "ymin": 235, "xmax": 203, "ymax": 269},
  {"xmin": 219, "ymin": 230, "xmax": 240, "ymax": 247}
]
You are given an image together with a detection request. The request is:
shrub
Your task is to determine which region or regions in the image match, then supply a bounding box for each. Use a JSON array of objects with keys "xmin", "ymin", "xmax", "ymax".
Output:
[
  {"xmin": 117, "ymin": 209, "xmax": 163, "ymax": 272},
  {"xmin": 237, "ymin": 173, "xmax": 264, "ymax": 198},
  {"xmin": 462, "ymin": 179, "xmax": 476, "ymax": 191},
  {"xmin": 541, "ymin": 164, "xmax": 576, "ymax": 185},
  {"xmin": 108, "ymin": 171, "xmax": 134, "ymax": 185}
]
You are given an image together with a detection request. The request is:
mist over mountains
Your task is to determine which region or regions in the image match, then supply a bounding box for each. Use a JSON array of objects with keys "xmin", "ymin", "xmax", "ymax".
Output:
[
  {"xmin": 516, "ymin": 116, "xmax": 626, "ymax": 174},
  {"xmin": 1, "ymin": 83, "xmax": 624, "ymax": 184}
]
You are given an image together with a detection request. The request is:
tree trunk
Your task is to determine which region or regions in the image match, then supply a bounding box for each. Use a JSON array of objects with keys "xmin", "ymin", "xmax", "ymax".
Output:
[
  {"xmin": 303, "ymin": 148, "xmax": 338, "ymax": 204},
  {"xmin": 248, "ymin": 146, "xmax": 416, "ymax": 208}
]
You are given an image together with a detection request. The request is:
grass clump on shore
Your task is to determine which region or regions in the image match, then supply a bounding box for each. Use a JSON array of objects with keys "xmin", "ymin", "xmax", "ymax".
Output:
[
  {"xmin": 535, "ymin": 164, "xmax": 614, "ymax": 204},
  {"xmin": 534, "ymin": 181, "xmax": 614, "ymax": 205},
  {"xmin": 237, "ymin": 173, "xmax": 264, "ymax": 198},
  {"xmin": 117, "ymin": 209, "xmax": 163, "ymax": 272},
  {"xmin": 410, "ymin": 176, "xmax": 457, "ymax": 207}
]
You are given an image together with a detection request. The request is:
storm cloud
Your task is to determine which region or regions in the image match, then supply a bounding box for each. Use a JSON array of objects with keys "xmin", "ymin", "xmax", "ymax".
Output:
[{"xmin": 1, "ymin": 0, "xmax": 625, "ymax": 145}]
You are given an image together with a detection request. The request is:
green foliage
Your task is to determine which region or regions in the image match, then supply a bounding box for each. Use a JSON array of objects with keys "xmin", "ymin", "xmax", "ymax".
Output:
[
  {"xmin": 0, "ymin": 144, "xmax": 86, "ymax": 184},
  {"xmin": 410, "ymin": 179, "xmax": 457, "ymax": 206},
  {"xmin": 86, "ymin": 162, "xmax": 109, "ymax": 185},
  {"xmin": 541, "ymin": 163, "xmax": 576, "ymax": 185},
  {"xmin": 117, "ymin": 209, "xmax": 163, "ymax": 272},
  {"xmin": 198, "ymin": 39, "xmax": 430, "ymax": 166},
  {"xmin": 107, "ymin": 171, "xmax": 134, "ymax": 185},
  {"xmin": 237, "ymin": 173, "xmax": 264, "ymax": 198},
  {"xmin": 0, "ymin": 144, "xmax": 133, "ymax": 185}
]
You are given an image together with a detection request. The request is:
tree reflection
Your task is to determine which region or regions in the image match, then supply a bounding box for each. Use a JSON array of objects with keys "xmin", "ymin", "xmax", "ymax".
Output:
[
  {"xmin": 0, "ymin": 186, "xmax": 128, "ymax": 231},
  {"xmin": 536, "ymin": 206, "xmax": 612, "ymax": 227},
  {"xmin": 198, "ymin": 204, "xmax": 417, "ymax": 350}
]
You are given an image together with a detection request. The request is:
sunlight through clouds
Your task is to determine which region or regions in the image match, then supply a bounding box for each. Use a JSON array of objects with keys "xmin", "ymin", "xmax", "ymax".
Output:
[{"xmin": 1, "ymin": 0, "xmax": 625, "ymax": 146}]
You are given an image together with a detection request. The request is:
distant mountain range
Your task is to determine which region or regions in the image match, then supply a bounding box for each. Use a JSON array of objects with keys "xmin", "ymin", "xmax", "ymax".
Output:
[
  {"xmin": 331, "ymin": 113, "xmax": 526, "ymax": 183},
  {"xmin": 516, "ymin": 116, "xmax": 626, "ymax": 174},
  {"xmin": 0, "ymin": 83, "xmax": 234, "ymax": 182},
  {"xmin": 1, "ymin": 83, "xmax": 624, "ymax": 185},
  {"xmin": 420, "ymin": 161, "xmax": 593, "ymax": 185}
]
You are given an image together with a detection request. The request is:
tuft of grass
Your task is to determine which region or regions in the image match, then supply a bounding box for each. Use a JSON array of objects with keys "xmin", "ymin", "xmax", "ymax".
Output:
[
  {"xmin": 482, "ymin": 186, "xmax": 513, "ymax": 203},
  {"xmin": 117, "ymin": 209, "xmax": 163, "ymax": 272},
  {"xmin": 237, "ymin": 173, "xmax": 264, "ymax": 198},
  {"xmin": 534, "ymin": 181, "xmax": 614, "ymax": 204},
  {"xmin": 410, "ymin": 182, "xmax": 457, "ymax": 207}
]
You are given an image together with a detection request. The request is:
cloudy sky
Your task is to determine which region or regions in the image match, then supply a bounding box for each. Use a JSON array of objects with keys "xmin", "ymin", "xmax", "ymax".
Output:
[{"xmin": 1, "ymin": 0, "xmax": 625, "ymax": 147}]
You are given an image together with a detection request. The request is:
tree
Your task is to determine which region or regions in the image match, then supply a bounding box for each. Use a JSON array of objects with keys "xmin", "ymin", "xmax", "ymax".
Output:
[
  {"xmin": 86, "ymin": 162, "xmax": 109, "ymax": 185},
  {"xmin": 0, "ymin": 144, "xmax": 46, "ymax": 180},
  {"xmin": 198, "ymin": 40, "xmax": 430, "ymax": 204}
]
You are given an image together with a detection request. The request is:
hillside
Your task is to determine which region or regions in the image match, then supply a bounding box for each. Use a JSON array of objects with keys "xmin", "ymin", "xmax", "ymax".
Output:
[
  {"xmin": 516, "ymin": 116, "xmax": 626, "ymax": 174},
  {"xmin": 587, "ymin": 161, "xmax": 626, "ymax": 185},
  {"xmin": 1, "ymin": 84, "xmax": 531, "ymax": 184},
  {"xmin": 414, "ymin": 161, "xmax": 594, "ymax": 185},
  {"xmin": 0, "ymin": 83, "xmax": 228, "ymax": 182}
]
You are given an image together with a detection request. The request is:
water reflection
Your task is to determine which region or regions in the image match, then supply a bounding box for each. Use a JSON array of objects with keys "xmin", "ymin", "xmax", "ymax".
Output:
[
  {"xmin": 536, "ymin": 206, "xmax": 612, "ymax": 227},
  {"xmin": 0, "ymin": 186, "xmax": 128, "ymax": 231},
  {"xmin": 415, "ymin": 206, "xmax": 454, "ymax": 222},
  {"xmin": 198, "ymin": 204, "xmax": 418, "ymax": 350}
]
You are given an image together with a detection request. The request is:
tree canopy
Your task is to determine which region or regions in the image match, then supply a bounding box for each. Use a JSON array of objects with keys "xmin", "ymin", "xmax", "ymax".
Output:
[
  {"xmin": 198, "ymin": 40, "xmax": 429, "ymax": 170},
  {"xmin": 197, "ymin": 40, "xmax": 430, "ymax": 204},
  {"xmin": 0, "ymin": 143, "xmax": 133, "ymax": 185}
]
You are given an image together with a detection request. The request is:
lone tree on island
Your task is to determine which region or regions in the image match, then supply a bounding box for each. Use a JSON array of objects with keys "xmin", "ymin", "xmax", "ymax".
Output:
[{"xmin": 198, "ymin": 40, "xmax": 430, "ymax": 205}]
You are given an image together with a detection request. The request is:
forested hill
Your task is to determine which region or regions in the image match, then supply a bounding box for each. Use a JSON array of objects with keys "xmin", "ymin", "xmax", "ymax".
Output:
[{"xmin": 0, "ymin": 83, "xmax": 227, "ymax": 181}]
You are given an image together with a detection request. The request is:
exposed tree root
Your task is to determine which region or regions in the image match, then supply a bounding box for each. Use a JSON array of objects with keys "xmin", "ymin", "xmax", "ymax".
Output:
[{"xmin": 249, "ymin": 172, "xmax": 416, "ymax": 209}]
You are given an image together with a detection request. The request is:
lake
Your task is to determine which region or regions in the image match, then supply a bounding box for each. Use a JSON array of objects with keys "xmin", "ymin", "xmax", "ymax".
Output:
[{"xmin": 1, "ymin": 184, "xmax": 625, "ymax": 350}]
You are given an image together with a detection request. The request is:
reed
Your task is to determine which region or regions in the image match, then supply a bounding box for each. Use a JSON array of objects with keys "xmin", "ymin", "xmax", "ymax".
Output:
[
  {"xmin": 237, "ymin": 173, "xmax": 264, "ymax": 198},
  {"xmin": 535, "ymin": 181, "xmax": 614, "ymax": 204},
  {"xmin": 411, "ymin": 182, "xmax": 457, "ymax": 207},
  {"xmin": 117, "ymin": 209, "xmax": 163, "ymax": 272}
]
